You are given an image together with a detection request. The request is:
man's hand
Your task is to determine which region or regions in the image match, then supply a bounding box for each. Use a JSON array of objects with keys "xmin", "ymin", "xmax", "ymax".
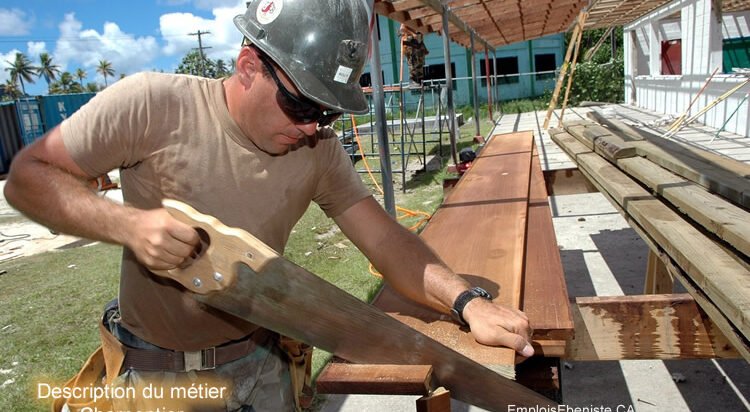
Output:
[
  {"xmin": 462, "ymin": 298, "xmax": 535, "ymax": 358},
  {"xmin": 125, "ymin": 208, "xmax": 201, "ymax": 271}
]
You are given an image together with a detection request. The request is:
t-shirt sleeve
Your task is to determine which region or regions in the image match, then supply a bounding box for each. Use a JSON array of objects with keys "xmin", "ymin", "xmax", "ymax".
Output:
[
  {"xmin": 60, "ymin": 73, "xmax": 155, "ymax": 177},
  {"xmin": 312, "ymin": 128, "xmax": 372, "ymax": 218}
]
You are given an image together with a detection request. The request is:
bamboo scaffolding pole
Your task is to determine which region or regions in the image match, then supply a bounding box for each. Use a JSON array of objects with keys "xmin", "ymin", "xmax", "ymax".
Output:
[
  {"xmin": 664, "ymin": 77, "xmax": 750, "ymax": 138},
  {"xmin": 543, "ymin": 11, "xmax": 586, "ymax": 130},
  {"xmin": 558, "ymin": 12, "xmax": 589, "ymax": 128},
  {"xmin": 584, "ymin": 26, "xmax": 613, "ymax": 61},
  {"xmin": 665, "ymin": 67, "xmax": 720, "ymax": 133}
]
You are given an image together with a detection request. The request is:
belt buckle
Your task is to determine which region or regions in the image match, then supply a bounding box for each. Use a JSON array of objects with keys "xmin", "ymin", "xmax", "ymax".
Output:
[{"xmin": 184, "ymin": 348, "xmax": 216, "ymax": 371}]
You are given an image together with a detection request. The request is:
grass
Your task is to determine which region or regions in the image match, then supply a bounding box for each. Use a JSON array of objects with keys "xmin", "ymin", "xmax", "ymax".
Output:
[
  {"xmin": 0, "ymin": 109, "xmax": 501, "ymax": 411},
  {"xmin": 0, "ymin": 243, "xmax": 120, "ymax": 411}
]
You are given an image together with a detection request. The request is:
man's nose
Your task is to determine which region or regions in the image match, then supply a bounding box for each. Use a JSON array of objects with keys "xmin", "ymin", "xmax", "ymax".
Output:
[{"xmin": 296, "ymin": 121, "xmax": 318, "ymax": 136}]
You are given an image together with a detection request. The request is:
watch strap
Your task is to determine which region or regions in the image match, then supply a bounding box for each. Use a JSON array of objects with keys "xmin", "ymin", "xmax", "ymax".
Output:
[{"xmin": 450, "ymin": 286, "xmax": 493, "ymax": 326}]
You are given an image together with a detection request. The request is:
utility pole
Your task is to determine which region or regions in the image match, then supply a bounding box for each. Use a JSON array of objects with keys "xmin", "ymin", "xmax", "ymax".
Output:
[{"xmin": 189, "ymin": 30, "xmax": 212, "ymax": 77}]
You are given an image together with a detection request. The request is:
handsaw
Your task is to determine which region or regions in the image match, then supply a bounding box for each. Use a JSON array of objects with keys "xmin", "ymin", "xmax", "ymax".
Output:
[{"xmin": 154, "ymin": 199, "xmax": 556, "ymax": 411}]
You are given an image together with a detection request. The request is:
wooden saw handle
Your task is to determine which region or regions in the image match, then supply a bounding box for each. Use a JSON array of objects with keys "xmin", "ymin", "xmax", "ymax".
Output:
[{"xmin": 152, "ymin": 199, "xmax": 278, "ymax": 294}]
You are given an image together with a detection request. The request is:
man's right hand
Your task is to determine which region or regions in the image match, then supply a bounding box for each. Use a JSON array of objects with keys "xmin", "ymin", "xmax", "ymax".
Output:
[{"xmin": 126, "ymin": 208, "xmax": 201, "ymax": 271}]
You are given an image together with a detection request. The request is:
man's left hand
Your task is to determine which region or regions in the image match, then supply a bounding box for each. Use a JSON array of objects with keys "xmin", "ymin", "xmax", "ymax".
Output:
[{"xmin": 462, "ymin": 299, "xmax": 535, "ymax": 358}]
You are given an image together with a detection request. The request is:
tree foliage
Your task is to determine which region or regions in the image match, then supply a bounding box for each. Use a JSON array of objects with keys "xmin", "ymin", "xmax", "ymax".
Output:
[
  {"xmin": 37, "ymin": 53, "xmax": 61, "ymax": 93},
  {"xmin": 175, "ymin": 51, "xmax": 233, "ymax": 78},
  {"xmin": 97, "ymin": 60, "xmax": 115, "ymax": 87},
  {"xmin": 563, "ymin": 27, "xmax": 625, "ymax": 105},
  {"xmin": 4, "ymin": 52, "xmax": 37, "ymax": 95}
]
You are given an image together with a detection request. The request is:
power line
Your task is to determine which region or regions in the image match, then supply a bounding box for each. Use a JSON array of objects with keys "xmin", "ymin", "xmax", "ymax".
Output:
[{"xmin": 189, "ymin": 30, "xmax": 211, "ymax": 77}]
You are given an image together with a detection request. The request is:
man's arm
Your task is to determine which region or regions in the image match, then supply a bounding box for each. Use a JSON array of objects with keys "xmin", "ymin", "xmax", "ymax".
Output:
[
  {"xmin": 334, "ymin": 196, "xmax": 534, "ymax": 357},
  {"xmin": 4, "ymin": 127, "xmax": 199, "ymax": 270}
]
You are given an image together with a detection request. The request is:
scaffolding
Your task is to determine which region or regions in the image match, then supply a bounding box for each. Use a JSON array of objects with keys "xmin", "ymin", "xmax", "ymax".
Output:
[{"xmin": 335, "ymin": 82, "xmax": 461, "ymax": 192}]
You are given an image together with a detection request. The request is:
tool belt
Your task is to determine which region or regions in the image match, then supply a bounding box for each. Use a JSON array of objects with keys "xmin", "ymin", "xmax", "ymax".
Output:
[
  {"xmin": 52, "ymin": 300, "xmax": 314, "ymax": 411},
  {"xmin": 120, "ymin": 329, "xmax": 271, "ymax": 373}
]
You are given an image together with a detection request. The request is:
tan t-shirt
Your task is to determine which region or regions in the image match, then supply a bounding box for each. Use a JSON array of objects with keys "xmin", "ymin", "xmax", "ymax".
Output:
[{"xmin": 61, "ymin": 72, "xmax": 371, "ymax": 351}]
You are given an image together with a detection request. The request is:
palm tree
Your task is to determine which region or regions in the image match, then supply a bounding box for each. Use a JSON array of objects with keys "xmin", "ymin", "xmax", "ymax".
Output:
[
  {"xmin": 216, "ymin": 59, "xmax": 228, "ymax": 78},
  {"xmin": 75, "ymin": 68, "xmax": 87, "ymax": 88},
  {"xmin": 96, "ymin": 60, "xmax": 114, "ymax": 87},
  {"xmin": 36, "ymin": 53, "xmax": 61, "ymax": 93},
  {"xmin": 4, "ymin": 52, "xmax": 36, "ymax": 95},
  {"xmin": 58, "ymin": 72, "xmax": 75, "ymax": 93},
  {"xmin": 2, "ymin": 79, "xmax": 21, "ymax": 100}
]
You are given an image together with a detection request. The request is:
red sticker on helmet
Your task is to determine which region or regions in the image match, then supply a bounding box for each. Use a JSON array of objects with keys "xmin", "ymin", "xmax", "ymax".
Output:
[{"xmin": 257, "ymin": 0, "xmax": 283, "ymax": 25}]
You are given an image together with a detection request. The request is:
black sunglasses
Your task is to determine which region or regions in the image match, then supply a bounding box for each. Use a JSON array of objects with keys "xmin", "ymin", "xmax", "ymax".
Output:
[{"xmin": 256, "ymin": 53, "xmax": 341, "ymax": 127}]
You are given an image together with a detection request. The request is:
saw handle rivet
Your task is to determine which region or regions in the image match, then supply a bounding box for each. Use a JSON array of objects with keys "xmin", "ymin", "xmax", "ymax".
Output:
[
  {"xmin": 192, "ymin": 278, "xmax": 203, "ymax": 288},
  {"xmin": 213, "ymin": 272, "xmax": 224, "ymax": 283},
  {"xmin": 245, "ymin": 252, "xmax": 254, "ymax": 259}
]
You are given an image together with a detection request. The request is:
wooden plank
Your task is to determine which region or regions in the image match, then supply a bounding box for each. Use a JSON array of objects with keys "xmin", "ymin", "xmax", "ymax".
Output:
[
  {"xmin": 549, "ymin": 139, "xmax": 750, "ymax": 359},
  {"xmin": 575, "ymin": 152, "xmax": 750, "ymax": 341},
  {"xmin": 570, "ymin": 159, "xmax": 750, "ymax": 361},
  {"xmin": 631, "ymin": 141, "xmax": 750, "ymax": 209},
  {"xmin": 422, "ymin": 131, "xmax": 533, "ymax": 312},
  {"xmin": 561, "ymin": 122, "xmax": 593, "ymax": 150},
  {"xmin": 548, "ymin": 129, "xmax": 592, "ymax": 159},
  {"xmin": 373, "ymin": 132, "xmax": 535, "ymax": 378},
  {"xmin": 563, "ymin": 121, "xmax": 637, "ymax": 162},
  {"xmin": 617, "ymin": 156, "xmax": 750, "ymax": 258},
  {"xmin": 587, "ymin": 113, "xmax": 750, "ymax": 208},
  {"xmin": 567, "ymin": 294, "xmax": 740, "ymax": 360},
  {"xmin": 595, "ymin": 134, "xmax": 638, "ymax": 162},
  {"xmin": 417, "ymin": 387, "xmax": 452, "ymax": 412},
  {"xmin": 316, "ymin": 364, "xmax": 434, "ymax": 395},
  {"xmin": 523, "ymin": 143, "xmax": 574, "ymax": 343}
]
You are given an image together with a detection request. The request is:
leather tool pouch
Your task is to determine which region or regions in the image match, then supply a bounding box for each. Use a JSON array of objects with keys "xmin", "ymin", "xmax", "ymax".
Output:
[
  {"xmin": 51, "ymin": 303, "xmax": 126, "ymax": 412},
  {"xmin": 278, "ymin": 335, "xmax": 314, "ymax": 410}
]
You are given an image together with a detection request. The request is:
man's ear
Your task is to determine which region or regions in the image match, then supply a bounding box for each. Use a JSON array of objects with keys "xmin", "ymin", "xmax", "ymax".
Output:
[{"xmin": 236, "ymin": 46, "xmax": 262, "ymax": 87}]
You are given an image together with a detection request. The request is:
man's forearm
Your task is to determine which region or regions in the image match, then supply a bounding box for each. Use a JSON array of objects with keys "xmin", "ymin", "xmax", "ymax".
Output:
[
  {"xmin": 5, "ymin": 154, "xmax": 137, "ymax": 246},
  {"xmin": 369, "ymin": 222, "xmax": 470, "ymax": 314}
]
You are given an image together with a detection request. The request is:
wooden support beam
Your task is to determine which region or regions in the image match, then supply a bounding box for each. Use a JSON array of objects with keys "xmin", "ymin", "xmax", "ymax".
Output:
[
  {"xmin": 417, "ymin": 387, "xmax": 452, "ymax": 412},
  {"xmin": 617, "ymin": 156, "xmax": 750, "ymax": 259},
  {"xmin": 644, "ymin": 250, "xmax": 673, "ymax": 294},
  {"xmin": 317, "ymin": 364, "xmax": 435, "ymax": 395},
  {"xmin": 566, "ymin": 294, "xmax": 740, "ymax": 361},
  {"xmin": 551, "ymin": 132, "xmax": 750, "ymax": 361}
]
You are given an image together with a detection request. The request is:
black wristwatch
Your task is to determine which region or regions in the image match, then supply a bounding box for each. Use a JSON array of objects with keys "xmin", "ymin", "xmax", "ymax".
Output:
[{"xmin": 450, "ymin": 286, "xmax": 493, "ymax": 326}]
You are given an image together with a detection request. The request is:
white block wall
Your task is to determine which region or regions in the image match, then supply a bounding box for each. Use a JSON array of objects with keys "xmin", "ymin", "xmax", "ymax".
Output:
[{"xmin": 624, "ymin": 0, "xmax": 750, "ymax": 137}]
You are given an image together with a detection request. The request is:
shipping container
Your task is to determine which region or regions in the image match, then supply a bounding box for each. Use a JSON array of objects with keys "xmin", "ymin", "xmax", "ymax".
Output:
[
  {"xmin": 15, "ymin": 98, "xmax": 45, "ymax": 146},
  {"xmin": 0, "ymin": 101, "xmax": 23, "ymax": 175},
  {"xmin": 39, "ymin": 93, "xmax": 96, "ymax": 131}
]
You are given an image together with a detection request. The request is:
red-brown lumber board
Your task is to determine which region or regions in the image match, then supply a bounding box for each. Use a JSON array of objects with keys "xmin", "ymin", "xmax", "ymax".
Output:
[
  {"xmin": 372, "ymin": 131, "xmax": 535, "ymax": 370},
  {"xmin": 523, "ymin": 144, "xmax": 575, "ymax": 346}
]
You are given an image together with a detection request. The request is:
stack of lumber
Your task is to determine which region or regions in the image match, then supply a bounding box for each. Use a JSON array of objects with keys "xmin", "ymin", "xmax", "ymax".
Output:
[
  {"xmin": 549, "ymin": 115, "xmax": 750, "ymax": 361},
  {"xmin": 317, "ymin": 131, "xmax": 574, "ymax": 397}
]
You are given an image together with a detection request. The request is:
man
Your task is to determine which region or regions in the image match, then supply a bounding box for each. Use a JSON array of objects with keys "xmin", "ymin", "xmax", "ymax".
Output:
[
  {"xmin": 5, "ymin": 1, "xmax": 532, "ymax": 411},
  {"xmin": 400, "ymin": 24, "xmax": 429, "ymax": 88}
]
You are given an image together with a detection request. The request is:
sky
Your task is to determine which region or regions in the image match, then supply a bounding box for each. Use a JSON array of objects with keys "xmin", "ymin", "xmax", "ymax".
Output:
[{"xmin": 0, "ymin": 0, "xmax": 250, "ymax": 95}]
